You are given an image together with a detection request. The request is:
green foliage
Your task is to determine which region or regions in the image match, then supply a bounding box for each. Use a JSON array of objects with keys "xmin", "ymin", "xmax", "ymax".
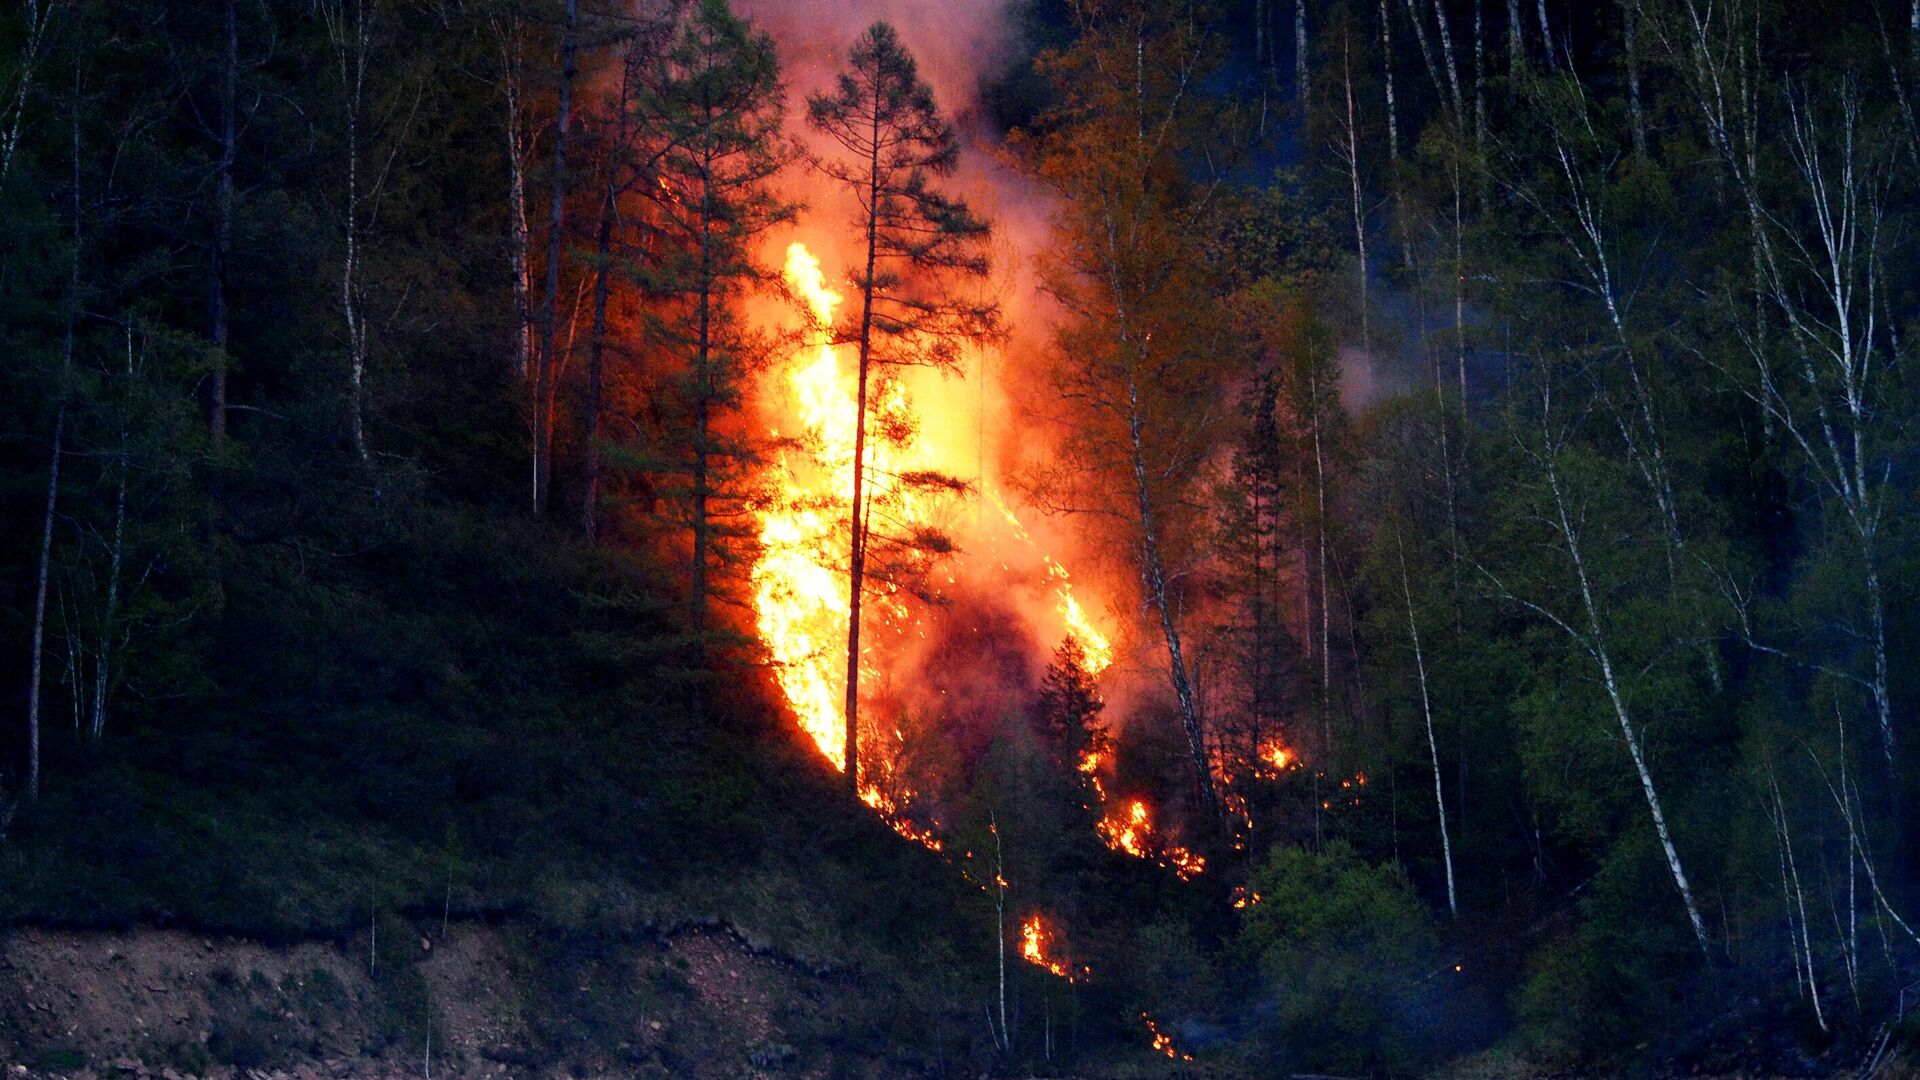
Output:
[
  {"xmin": 1238, "ymin": 842, "xmax": 1439, "ymax": 1073},
  {"xmin": 1512, "ymin": 835, "xmax": 1702, "ymax": 1067}
]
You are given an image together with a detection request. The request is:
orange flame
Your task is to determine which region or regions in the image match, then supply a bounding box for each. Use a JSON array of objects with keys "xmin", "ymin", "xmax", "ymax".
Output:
[
  {"xmin": 1096, "ymin": 799, "xmax": 1206, "ymax": 879},
  {"xmin": 752, "ymin": 243, "xmax": 856, "ymax": 769},
  {"xmin": 1019, "ymin": 915, "xmax": 1072, "ymax": 979},
  {"xmin": 987, "ymin": 490, "xmax": 1113, "ymax": 674},
  {"xmin": 1260, "ymin": 742, "xmax": 1294, "ymax": 772},
  {"xmin": 1142, "ymin": 1012, "xmax": 1194, "ymax": 1061},
  {"xmin": 750, "ymin": 241, "xmax": 1116, "ymax": 853}
]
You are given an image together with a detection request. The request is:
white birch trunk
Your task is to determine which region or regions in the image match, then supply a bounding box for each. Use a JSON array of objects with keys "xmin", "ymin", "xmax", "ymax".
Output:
[
  {"xmin": 1399, "ymin": 536, "xmax": 1457, "ymax": 916},
  {"xmin": 1341, "ymin": 38, "xmax": 1370, "ymax": 354},
  {"xmin": 492, "ymin": 13, "xmax": 533, "ymax": 383},
  {"xmin": 1544, "ymin": 453, "xmax": 1710, "ymax": 955},
  {"xmin": 0, "ymin": 0, "xmax": 57, "ymax": 182},
  {"xmin": 1294, "ymin": 0, "xmax": 1309, "ymax": 107}
]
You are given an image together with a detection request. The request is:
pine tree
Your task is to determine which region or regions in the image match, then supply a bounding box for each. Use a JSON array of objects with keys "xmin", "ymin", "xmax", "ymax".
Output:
[
  {"xmin": 631, "ymin": 0, "xmax": 798, "ymax": 682},
  {"xmin": 807, "ymin": 21, "xmax": 999, "ymax": 793},
  {"xmin": 1037, "ymin": 636, "xmax": 1107, "ymax": 807}
]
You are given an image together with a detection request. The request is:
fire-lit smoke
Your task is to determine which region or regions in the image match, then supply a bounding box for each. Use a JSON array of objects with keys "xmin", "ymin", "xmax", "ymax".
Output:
[{"xmin": 738, "ymin": 0, "xmax": 1231, "ymax": 876}]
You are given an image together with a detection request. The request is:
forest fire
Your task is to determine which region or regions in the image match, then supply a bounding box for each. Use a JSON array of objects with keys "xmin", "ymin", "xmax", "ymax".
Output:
[
  {"xmin": 1096, "ymin": 799, "xmax": 1206, "ymax": 879},
  {"xmin": 1142, "ymin": 1013, "xmax": 1194, "ymax": 1061},
  {"xmin": 1258, "ymin": 740, "xmax": 1296, "ymax": 775},
  {"xmin": 858, "ymin": 782, "xmax": 943, "ymax": 850},
  {"xmin": 749, "ymin": 242, "xmax": 868, "ymax": 772},
  {"xmin": 987, "ymin": 492, "xmax": 1113, "ymax": 676},
  {"xmin": 750, "ymin": 241, "xmax": 1116, "ymax": 847},
  {"xmin": 1019, "ymin": 914, "xmax": 1072, "ymax": 979}
]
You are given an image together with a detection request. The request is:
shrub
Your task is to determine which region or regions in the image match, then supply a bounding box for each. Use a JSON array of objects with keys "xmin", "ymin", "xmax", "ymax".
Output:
[{"xmin": 1237, "ymin": 841, "xmax": 1440, "ymax": 1073}]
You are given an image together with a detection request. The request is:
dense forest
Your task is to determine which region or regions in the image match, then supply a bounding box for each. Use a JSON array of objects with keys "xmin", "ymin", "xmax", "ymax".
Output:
[{"xmin": 4, "ymin": 0, "xmax": 1920, "ymax": 1074}]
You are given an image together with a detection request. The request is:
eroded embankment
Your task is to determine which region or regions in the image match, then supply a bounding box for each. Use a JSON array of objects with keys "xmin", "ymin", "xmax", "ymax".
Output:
[{"xmin": 0, "ymin": 920, "xmax": 917, "ymax": 1079}]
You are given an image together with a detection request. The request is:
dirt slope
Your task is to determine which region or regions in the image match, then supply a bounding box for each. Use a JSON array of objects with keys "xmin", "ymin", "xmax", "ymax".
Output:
[{"xmin": 0, "ymin": 922, "xmax": 932, "ymax": 1079}]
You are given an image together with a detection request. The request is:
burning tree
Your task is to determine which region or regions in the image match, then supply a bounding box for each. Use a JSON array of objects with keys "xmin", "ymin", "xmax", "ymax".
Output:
[
  {"xmin": 806, "ymin": 22, "xmax": 1000, "ymax": 794},
  {"xmin": 1037, "ymin": 636, "xmax": 1107, "ymax": 807},
  {"xmin": 1011, "ymin": 0, "xmax": 1243, "ymax": 821}
]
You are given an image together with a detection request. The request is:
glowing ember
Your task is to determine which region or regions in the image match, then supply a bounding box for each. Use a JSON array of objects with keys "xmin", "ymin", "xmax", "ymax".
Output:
[
  {"xmin": 1230, "ymin": 884, "xmax": 1263, "ymax": 909},
  {"xmin": 1019, "ymin": 915, "xmax": 1072, "ymax": 979},
  {"xmin": 1142, "ymin": 1012, "xmax": 1194, "ymax": 1061},
  {"xmin": 1097, "ymin": 799, "xmax": 1206, "ymax": 879},
  {"xmin": 859, "ymin": 783, "xmax": 942, "ymax": 851}
]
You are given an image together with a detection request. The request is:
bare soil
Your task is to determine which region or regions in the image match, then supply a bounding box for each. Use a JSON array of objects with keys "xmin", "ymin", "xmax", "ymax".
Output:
[{"xmin": 0, "ymin": 921, "xmax": 921, "ymax": 1080}]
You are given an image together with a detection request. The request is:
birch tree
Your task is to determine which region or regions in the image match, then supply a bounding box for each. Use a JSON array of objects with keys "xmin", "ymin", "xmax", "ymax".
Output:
[
  {"xmin": 1734, "ymin": 85, "xmax": 1903, "ymax": 765},
  {"xmin": 1013, "ymin": 0, "xmax": 1239, "ymax": 819},
  {"xmin": 485, "ymin": 6, "xmax": 535, "ymax": 383},
  {"xmin": 321, "ymin": 0, "xmax": 421, "ymax": 502},
  {"xmin": 1481, "ymin": 371, "xmax": 1711, "ymax": 955},
  {"xmin": 1396, "ymin": 526, "xmax": 1455, "ymax": 916},
  {"xmin": 0, "ymin": 0, "xmax": 61, "ymax": 183},
  {"xmin": 1659, "ymin": 2, "xmax": 1906, "ymax": 763},
  {"xmin": 26, "ymin": 35, "xmax": 81, "ymax": 801}
]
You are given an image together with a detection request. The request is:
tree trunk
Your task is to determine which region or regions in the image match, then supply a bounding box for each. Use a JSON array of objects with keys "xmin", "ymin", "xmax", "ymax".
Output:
[
  {"xmin": 1311, "ymin": 367, "xmax": 1332, "ymax": 753},
  {"xmin": 1768, "ymin": 765, "xmax": 1827, "ymax": 1031},
  {"xmin": 991, "ymin": 813, "xmax": 1009, "ymax": 1052},
  {"xmin": 329, "ymin": 0, "xmax": 378, "ymax": 499},
  {"xmin": 1423, "ymin": 0, "xmax": 1466, "ymax": 128},
  {"xmin": 1473, "ymin": 0, "xmax": 1486, "ymax": 164},
  {"xmin": 1536, "ymin": 0, "xmax": 1556, "ymax": 69},
  {"xmin": 29, "ymin": 62, "xmax": 85, "ymax": 800},
  {"xmin": 495, "ymin": 14, "xmax": 533, "ymax": 381},
  {"xmin": 209, "ymin": 0, "xmax": 237, "ymax": 442},
  {"xmin": 1624, "ymin": 0, "xmax": 1647, "ymax": 161},
  {"xmin": 1452, "ymin": 160, "xmax": 1467, "ymax": 403},
  {"xmin": 1256, "ymin": 0, "xmax": 1270, "ymax": 133},
  {"xmin": 689, "ymin": 139, "xmax": 716, "ymax": 665},
  {"xmin": 580, "ymin": 181, "xmax": 614, "ymax": 542},
  {"xmin": 0, "ymin": 0, "xmax": 55, "ymax": 183},
  {"xmin": 843, "ymin": 91, "xmax": 884, "ymax": 795},
  {"xmin": 1294, "ymin": 0, "xmax": 1309, "ymax": 108},
  {"xmin": 1506, "ymin": 0, "xmax": 1524, "ymax": 70},
  {"xmin": 1401, "ymin": 0, "xmax": 1465, "ymax": 166},
  {"xmin": 27, "ymin": 402, "xmax": 63, "ymax": 801},
  {"xmin": 581, "ymin": 62, "xmax": 630, "ymax": 544},
  {"xmin": 1342, "ymin": 38, "xmax": 1370, "ymax": 354},
  {"xmin": 534, "ymin": 0, "xmax": 579, "ymax": 517},
  {"xmin": 1128, "ymin": 373, "xmax": 1220, "ymax": 819},
  {"xmin": 1399, "ymin": 536, "xmax": 1456, "ymax": 916},
  {"xmin": 1548, "ymin": 458, "xmax": 1710, "ymax": 955},
  {"xmin": 92, "ymin": 327, "xmax": 131, "ymax": 740},
  {"xmin": 1380, "ymin": 0, "xmax": 1401, "ymax": 160}
]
